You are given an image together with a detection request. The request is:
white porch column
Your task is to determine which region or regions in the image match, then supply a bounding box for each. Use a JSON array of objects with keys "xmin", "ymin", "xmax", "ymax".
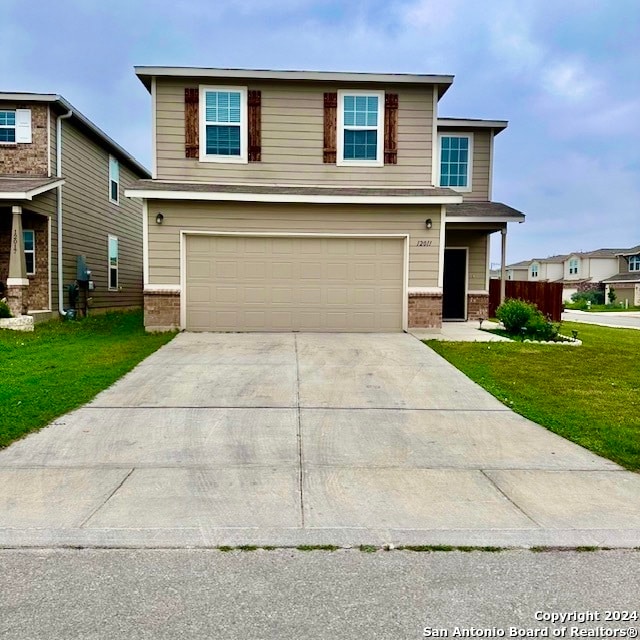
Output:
[
  {"xmin": 6, "ymin": 205, "xmax": 29, "ymax": 316},
  {"xmin": 500, "ymin": 227, "xmax": 507, "ymax": 304}
]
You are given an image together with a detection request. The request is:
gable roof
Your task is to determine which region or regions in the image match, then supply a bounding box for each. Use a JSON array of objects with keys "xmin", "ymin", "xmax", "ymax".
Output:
[
  {"xmin": 616, "ymin": 245, "xmax": 640, "ymax": 257},
  {"xmin": 134, "ymin": 66, "xmax": 454, "ymax": 97},
  {"xmin": 0, "ymin": 93, "xmax": 150, "ymax": 178}
]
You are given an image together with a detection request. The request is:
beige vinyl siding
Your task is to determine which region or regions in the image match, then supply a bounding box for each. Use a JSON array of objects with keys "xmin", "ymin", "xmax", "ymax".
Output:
[
  {"xmin": 155, "ymin": 80, "xmax": 434, "ymax": 185},
  {"xmin": 147, "ymin": 201, "xmax": 442, "ymax": 289},
  {"xmin": 60, "ymin": 120, "xmax": 143, "ymax": 310},
  {"xmin": 446, "ymin": 229, "xmax": 488, "ymax": 290}
]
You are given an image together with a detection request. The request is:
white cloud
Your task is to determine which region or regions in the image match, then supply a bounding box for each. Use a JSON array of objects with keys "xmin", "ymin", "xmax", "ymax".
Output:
[{"xmin": 542, "ymin": 60, "xmax": 599, "ymax": 101}]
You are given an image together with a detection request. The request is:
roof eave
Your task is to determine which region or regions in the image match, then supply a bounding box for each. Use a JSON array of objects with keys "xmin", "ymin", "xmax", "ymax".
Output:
[
  {"xmin": 0, "ymin": 178, "xmax": 65, "ymax": 200},
  {"xmin": 437, "ymin": 118, "xmax": 508, "ymax": 133}
]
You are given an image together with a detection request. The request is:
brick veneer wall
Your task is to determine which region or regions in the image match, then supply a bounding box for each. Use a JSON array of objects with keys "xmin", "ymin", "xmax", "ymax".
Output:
[
  {"xmin": 408, "ymin": 292, "xmax": 442, "ymax": 328},
  {"xmin": 0, "ymin": 104, "xmax": 49, "ymax": 176},
  {"xmin": 24, "ymin": 214, "xmax": 49, "ymax": 311},
  {"xmin": 467, "ymin": 293, "xmax": 489, "ymax": 320},
  {"xmin": 144, "ymin": 290, "xmax": 180, "ymax": 331}
]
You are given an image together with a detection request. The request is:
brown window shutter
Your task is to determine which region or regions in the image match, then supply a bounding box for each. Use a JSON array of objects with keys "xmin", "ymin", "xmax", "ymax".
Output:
[
  {"xmin": 323, "ymin": 92, "xmax": 337, "ymax": 163},
  {"xmin": 248, "ymin": 90, "xmax": 262, "ymax": 162},
  {"xmin": 384, "ymin": 93, "xmax": 398, "ymax": 165},
  {"xmin": 184, "ymin": 88, "xmax": 199, "ymax": 158}
]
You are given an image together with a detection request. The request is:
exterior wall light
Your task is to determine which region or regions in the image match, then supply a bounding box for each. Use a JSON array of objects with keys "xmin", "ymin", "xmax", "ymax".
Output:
[
  {"xmin": 155, "ymin": 213, "xmax": 164, "ymax": 225},
  {"xmin": 425, "ymin": 218, "xmax": 432, "ymax": 229}
]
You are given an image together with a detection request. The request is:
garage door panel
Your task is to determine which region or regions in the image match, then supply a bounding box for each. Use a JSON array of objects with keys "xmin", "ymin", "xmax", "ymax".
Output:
[{"xmin": 185, "ymin": 235, "xmax": 404, "ymax": 332}]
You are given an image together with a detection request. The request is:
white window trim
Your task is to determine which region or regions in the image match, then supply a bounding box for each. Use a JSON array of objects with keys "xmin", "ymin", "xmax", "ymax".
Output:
[
  {"xmin": 199, "ymin": 85, "xmax": 248, "ymax": 164},
  {"xmin": 0, "ymin": 109, "xmax": 16, "ymax": 145},
  {"xmin": 109, "ymin": 155, "xmax": 120, "ymax": 205},
  {"xmin": 437, "ymin": 132, "xmax": 474, "ymax": 193},
  {"xmin": 23, "ymin": 229, "xmax": 35, "ymax": 275},
  {"xmin": 568, "ymin": 258, "xmax": 579, "ymax": 275},
  {"xmin": 108, "ymin": 234, "xmax": 119, "ymax": 291},
  {"xmin": 629, "ymin": 255, "xmax": 640, "ymax": 272},
  {"xmin": 337, "ymin": 90, "xmax": 385, "ymax": 168},
  {"xmin": 530, "ymin": 262, "xmax": 539, "ymax": 278}
]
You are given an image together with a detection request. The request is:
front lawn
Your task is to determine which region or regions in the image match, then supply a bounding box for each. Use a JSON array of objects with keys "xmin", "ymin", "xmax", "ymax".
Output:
[
  {"xmin": 427, "ymin": 322, "xmax": 640, "ymax": 471},
  {"xmin": 0, "ymin": 311, "xmax": 175, "ymax": 448}
]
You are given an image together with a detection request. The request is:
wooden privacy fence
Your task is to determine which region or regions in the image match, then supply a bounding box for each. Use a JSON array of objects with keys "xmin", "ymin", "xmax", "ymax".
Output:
[{"xmin": 489, "ymin": 280, "xmax": 564, "ymax": 322}]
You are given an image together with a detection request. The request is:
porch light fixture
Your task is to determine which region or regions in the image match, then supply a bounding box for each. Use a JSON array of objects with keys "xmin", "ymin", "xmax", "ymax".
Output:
[
  {"xmin": 425, "ymin": 218, "xmax": 432, "ymax": 230},
  {"xmin": 155, "ymin": 213, "xmax": 164, "ymax": 225}
]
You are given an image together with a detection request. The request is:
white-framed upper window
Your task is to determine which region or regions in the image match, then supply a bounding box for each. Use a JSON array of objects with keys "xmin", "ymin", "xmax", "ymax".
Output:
[
  {"xmin": 0, "ymin": 110, "xmax": 16, "ymax": 143},
  {"xmin": 109, "ymin": 155, "xmax": 120, "ymax": 204},
  {"xmin": 23, "ymin": 229, "xmax": 35, "ymax": 275},
  {"xmin": 569, "ymin": 258, "xmax": 579, "ymax": 275},
  {"xmin": 629, "ymin": 255, "xmax": 640, "ymax": 272},
  {"xmin": 530, "ymin": 263, "xmax": 539, "ymax": 278},
  {"xmin": 199, "ymin": 86, "xmax": 248, "ymax": 164},
  {"xmin": 108, "ymin": 235, "xmax": 119, "ymax": 290},
  {"xmin": 337, "ymin": 90, "xmax": 384, "ymax": 167},
  {"xmin": 438, "ymin": 133, "xmax": 473, "ymax": 192}
]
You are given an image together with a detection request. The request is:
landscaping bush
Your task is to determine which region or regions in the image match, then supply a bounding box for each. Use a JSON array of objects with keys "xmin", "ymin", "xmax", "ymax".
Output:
[
  {"xmin": 525, "ymin": 310, "xmax": 560, "ymax": 341},
  {"xmin": 0, "ymin": 299, "xmax": 12, "ymax": 319},
  {"xmin": 571, "ymin": 290, "xmax": 604, "ymax": 305},
  {"xmin": 495, "ymin": 298, "xmax": 536, "ymax": 334}
]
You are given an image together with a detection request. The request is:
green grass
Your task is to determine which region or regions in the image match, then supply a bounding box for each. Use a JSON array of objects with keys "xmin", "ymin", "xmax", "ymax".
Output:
[
  {"xmin": 0, "ymin": 311, "xmax": 175, "ymax": 448},
  {"xmin": 426, "ymin": 322, "xmax": 640, "ymax": 471}
]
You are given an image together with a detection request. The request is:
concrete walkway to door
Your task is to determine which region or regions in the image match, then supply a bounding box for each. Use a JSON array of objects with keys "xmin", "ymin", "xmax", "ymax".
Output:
[{"xmin": 0, "ymin": 333, "xmax": 639, "ymax": 548}]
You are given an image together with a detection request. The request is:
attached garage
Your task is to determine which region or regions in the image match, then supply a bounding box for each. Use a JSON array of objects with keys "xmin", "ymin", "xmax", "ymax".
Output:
[{"xmin": 184, "ymin": 234, "xmax": 406, "ymax": 332}]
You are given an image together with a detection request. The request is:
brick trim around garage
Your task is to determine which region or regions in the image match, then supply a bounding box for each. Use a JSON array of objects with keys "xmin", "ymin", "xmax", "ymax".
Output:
[
  {"xmin": 408, "ymin": 292, "xmax": 443, "ymax": 329},
  {"xmin": 144, "ymin": 289, "xmax": 180, "ymax": 332}
]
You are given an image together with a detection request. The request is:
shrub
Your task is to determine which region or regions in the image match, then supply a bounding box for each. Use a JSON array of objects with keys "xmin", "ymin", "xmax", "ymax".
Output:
[
  {"xmin": 0, "ymin": 299, "xmax": 12, "ymax": 319},
  {"xmin": 525, "ymin": 310, "xmax": 560, "ymax": 341},
  {"xmin": 495, "ymin": 298, "xmax": 536, "ymax": 335},
  {"xmin": 608, "ymin": 287, "xmax": 617, "ymax": 304},
  {"xmin": 571, "ymin": 290, "xmax": 604, "ymax": 305}
]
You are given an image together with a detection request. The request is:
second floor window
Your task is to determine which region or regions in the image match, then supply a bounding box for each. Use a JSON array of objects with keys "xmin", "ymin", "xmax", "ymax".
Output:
[
  {"xmin": 530, "ymin": 263, "xmax": 538, "ymax": 278},
  {"xmin": 0, "ymin": 110, "xmax": 16, "ymax": 143},
  {"xmin": 439, "ymin": 135, "xmax": 472, "ymax": 190},
  {"xmin": 569, "ymin": 258, "xmax": 579, "ymax": 275},
  {"xmin": 629, "ymin": 255, "xmax": 640, "ymax": 272},
  {"xmin": 337, "ymin": 91, "xmax": 384, "ymax": 166},
  {"xmin": 200, "ymin": 87, "xmax": 247, "ymax": 163},
  {"xmin": 109, "ymin": 156, "xmax": 120, "ymax": 204}
]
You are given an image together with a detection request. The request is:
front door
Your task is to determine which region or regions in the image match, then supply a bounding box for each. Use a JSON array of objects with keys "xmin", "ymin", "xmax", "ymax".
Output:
[{"xmin": 443, "ymin": 248, "xmax": 467, "ymax": 320}]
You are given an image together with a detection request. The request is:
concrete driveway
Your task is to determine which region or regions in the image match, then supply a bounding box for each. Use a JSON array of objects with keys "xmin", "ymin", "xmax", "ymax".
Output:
[{"xmin": 1, "ymin": 333, "xmax": 639, "ymax": 548}]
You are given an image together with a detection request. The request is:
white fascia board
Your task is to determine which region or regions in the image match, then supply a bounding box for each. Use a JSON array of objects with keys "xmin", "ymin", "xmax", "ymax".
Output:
[
  {"xmin": 0, "ymin": 179, "xmax": 65, "ymax": 200},
  {"xmin": 438, "ymin": 118, "xmax": 508, "ymax": 130},
  {"xmin": 446, "ymin": 215, "xmax": 524, "ymax": 223},
  {"xmin": 124, "ymin": 189, "xmax": 464, "ymax": 205}
]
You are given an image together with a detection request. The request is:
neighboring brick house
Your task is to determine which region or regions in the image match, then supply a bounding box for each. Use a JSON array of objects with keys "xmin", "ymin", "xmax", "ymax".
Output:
[
  {"xmin": 126, "ymin": 67, "xmax": 524, "ymax": 332},
  {"xmin": 602, "ymin": 245, "xmax": 640, "ymax": 307},
  {"xmin": 0, "ymin": 93, "xmax": 150, "ymax": 320}
]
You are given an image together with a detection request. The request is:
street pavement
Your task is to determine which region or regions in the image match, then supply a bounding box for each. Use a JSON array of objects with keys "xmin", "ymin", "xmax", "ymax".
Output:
[
  {"xmin": 563, "ymin": 310, "xmax": 640, "ymax": 329},
  {"xmin": 0, "ymin": 332, "xmax": 639, "ymax": 548},
  {"xmin": 1, "ymin": 549, "xmax": 639, "ymax": 639}
]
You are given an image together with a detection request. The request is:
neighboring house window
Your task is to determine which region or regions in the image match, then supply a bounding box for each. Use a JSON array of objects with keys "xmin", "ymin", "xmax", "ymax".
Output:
[
  {"xmin": 0, "ymin": 110, "xmax": 16, "ymax": 143},
  {"xmin": 337, "ymin": 91, "xmax": 384, "ymax": 166},
  {"xmin": 439, "ymin": 134, "xmax": 472, "ymax": 190},
  {"xmin": 569, "ymin": 258, "xmax": 579, "ymax": 275},
  {"xmin": 200, "ymin": 86, "xmax": 247, "ymax": 163},
  {"xmin": 109, "ymin": 155, "xmax": 120, "ymax": 204},
  {"xmin": 23, "ymin": 230, "xmax": 35, "ymax": 275},
  {"xmin": 530, "ymin": 263, "xmax": 538, "ymax": 278},
  {"xmin": 629, "ymin": 255, "xmax": 640, "ymax": 272},
  {"xmin": 108, "ymin": 235, "xmax": 119, "ymax": 290}
]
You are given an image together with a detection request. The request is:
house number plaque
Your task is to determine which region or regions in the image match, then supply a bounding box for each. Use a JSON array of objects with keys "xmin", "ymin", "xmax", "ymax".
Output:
[{"xmin": 416, "ymin": 240, "xmax": 433, "ymax": 247}]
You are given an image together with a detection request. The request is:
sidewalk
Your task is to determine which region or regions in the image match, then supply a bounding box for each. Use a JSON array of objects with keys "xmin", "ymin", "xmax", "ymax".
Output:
[{"xmin": 411, "ymin": 320, "xmax": 511, "ymax": 342}]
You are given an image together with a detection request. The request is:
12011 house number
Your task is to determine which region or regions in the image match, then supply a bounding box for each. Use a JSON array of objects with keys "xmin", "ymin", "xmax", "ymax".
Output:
[{"xmin": 416, "ymin": 240, "xmax": 433, "ymax": 247}]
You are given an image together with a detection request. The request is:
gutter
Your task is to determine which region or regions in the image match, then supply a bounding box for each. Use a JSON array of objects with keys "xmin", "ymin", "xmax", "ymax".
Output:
[{"xmin": 56, "ymin": 108, "xmax": 72, "ymax": 316}]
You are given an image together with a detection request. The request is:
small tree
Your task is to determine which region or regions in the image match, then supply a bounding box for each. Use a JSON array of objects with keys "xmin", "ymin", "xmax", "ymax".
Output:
[{"xmin": 607, "ymin": 287, "xmax": 617, "ymax": 305}]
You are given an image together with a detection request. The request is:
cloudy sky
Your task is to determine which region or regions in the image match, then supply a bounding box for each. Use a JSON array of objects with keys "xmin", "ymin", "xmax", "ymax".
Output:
[{"xmin": 3, "ymin": 0, "xmax": 639, "ymax": 263}]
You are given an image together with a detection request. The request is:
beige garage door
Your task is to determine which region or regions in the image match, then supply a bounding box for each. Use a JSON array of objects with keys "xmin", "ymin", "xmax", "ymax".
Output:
[{"xmin": 185, "ymin": 235, "xmax": 404, "ymax": 332}]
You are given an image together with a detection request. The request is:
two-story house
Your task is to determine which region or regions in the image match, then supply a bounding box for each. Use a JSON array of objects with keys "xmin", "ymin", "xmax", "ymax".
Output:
[
  {"xmin": 0, "ymin": 93, "xmax": 149, "ymax": 321},
  {"xmin": 603, "ymin": 245, "xmax": 640, "ymax": 306},
  {"xmin": 126, "ymin": 67, "xmax": 524, "ymax": 332}
]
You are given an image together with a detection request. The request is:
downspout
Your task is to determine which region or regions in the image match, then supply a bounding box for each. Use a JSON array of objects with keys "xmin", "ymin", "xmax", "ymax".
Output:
[{"xmin": 56, "ymin": 108, "xmax": 72, "ymax": 315}]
